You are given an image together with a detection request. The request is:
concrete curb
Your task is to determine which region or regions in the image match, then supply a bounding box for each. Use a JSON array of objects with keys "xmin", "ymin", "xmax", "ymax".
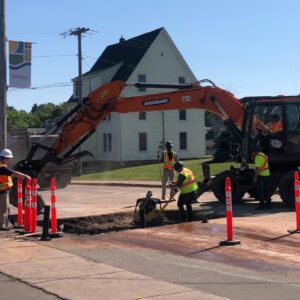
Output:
[{"xmin": 70, "ymin": 180, "xmax": 162, "ymax": 188}]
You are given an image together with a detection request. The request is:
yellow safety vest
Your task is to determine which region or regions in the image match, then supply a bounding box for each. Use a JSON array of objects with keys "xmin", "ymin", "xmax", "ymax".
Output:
[
  {"xmin": 254, "ymin": 152, "xmax": 270, "ymax": 176},
  {"xmin": 0, "ymin": 162, "xmax": 13, "ymax": 191},
  {"xmin": 179, "ymin": 168, "xmax": 198, "ymax": 194},
  {"xmin": 163, "ymin": 151, "xmax": 176, "ymax": 170}
]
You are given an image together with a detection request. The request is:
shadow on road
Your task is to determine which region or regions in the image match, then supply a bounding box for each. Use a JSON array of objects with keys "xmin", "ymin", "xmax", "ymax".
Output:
[{"xmin": 197, "ymin": 195, "xmax": 293, "ymax": 219}]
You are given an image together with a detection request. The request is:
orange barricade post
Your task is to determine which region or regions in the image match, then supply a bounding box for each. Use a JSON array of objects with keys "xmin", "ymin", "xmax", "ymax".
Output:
[
  {"xmin": 17, "ymin": 178, "xmax": 23, "ymax": 227},
  {"xmin": 51, "ymin": 178, "xmax": 57, "ymax": 234},
  {"xmin": 288, "ymin": 172, "xmax": 300, "ymax": 234},
  {"xmin": 23, "ymin": 178, "xmax": 32, "ymax": 233},
  {"xmin": 49, "ymin": 178, "xmax": 63, "ymax": 238},
  {"xmin": 219, "ymin": 177, "xmax": 241, "ymax": 246},
  {"xmin": 31, "ymin": 178, "xmax": 37, "ymax": 233}
]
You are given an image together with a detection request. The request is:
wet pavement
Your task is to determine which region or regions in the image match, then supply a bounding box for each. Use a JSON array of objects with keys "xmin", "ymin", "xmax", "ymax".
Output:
[
  {"xmin": 44, "ymin": 219, "xmax": 300, "ymax": 300},
  {"xmin": 3, "ymin": 182, "xmax": 300, "ymax": 299}
]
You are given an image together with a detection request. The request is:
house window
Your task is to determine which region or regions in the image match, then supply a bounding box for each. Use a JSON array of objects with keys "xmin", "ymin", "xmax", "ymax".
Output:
[
  {"xmin": 74, "ymin": 81, "xmax": 79, "ymax": 98},
  {"xmin": 104, "ymin": 113, "xmax": 111, "ymax": 121},
  {"xmin": 103, "ymin": 133, "xmax": 112, "ymax": 152},
  {"xmin": 139, "ymin": 112, "xmax": 146, "ymax": 120},
  {"xmin": 179, "ymin": 76, "xmax": 186, "ymax": 84},
  {"xmin": 138, "ymin": 74, "xmax": 146, "ymax": 91},
  {"xmin": 179, "ymin": 132, "xmax": 187, "ymax": 150},
  {"xmin": 89, "ymin": 78, "xmax": 94, "ymax": 92},
  {"xmin": 139, "ymin": 133, "xmax": 147, "ymax": 151},
  {"xmin": 179, "ymin": 110, "xmax": 186, "ymax": 120}
]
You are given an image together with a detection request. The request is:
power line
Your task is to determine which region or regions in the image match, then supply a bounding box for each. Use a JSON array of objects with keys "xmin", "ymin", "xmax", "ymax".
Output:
[
  {"xmin": 8, "ymin": 82, "xmax": 72, "ymax": 91},
  {"xmin": 60, "ymin": 27, "xmax": 90, "ymax": 104},
  {"xmin": 60, "ymin": 27, "xmax": 91, "ymax": 176},
  {"xmin": 33, "ymin": 54, "xmax": 77, "ymax": 58}
]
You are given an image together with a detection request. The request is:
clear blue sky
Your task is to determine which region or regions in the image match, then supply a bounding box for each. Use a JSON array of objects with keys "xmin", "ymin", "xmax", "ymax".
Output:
[{"xmin": 6, "ymin": 0, "xmax": 300, "ymax": 111}]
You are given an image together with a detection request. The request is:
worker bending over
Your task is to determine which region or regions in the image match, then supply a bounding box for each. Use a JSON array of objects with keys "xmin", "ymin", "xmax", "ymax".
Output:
[
  {"xmin": 171, "ymin": 161, "xmax": 198, "ymax": 222},
  {"xmin": 161, "ymin": 140, "xmax": 177, "ymax": 200},
  {"xmin": 0, "ymin": 149, "xmax": 31, "ymax": 230}
]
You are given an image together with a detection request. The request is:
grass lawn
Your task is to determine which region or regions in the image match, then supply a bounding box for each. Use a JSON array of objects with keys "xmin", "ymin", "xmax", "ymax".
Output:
[{"xmin": 75, "ymin": 159, "xmax": 240, "ymax": 181}]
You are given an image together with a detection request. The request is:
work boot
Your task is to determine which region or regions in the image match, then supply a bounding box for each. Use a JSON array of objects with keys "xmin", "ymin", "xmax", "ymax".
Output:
[{"xmin": 0, "ymin": 227, "xmax": 10, "ymax": 231}]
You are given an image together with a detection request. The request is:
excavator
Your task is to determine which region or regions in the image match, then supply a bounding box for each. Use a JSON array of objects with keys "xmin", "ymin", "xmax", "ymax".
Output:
[{"xmin": 10, "ymin": 79, "xmax": 300, "ymax": 209}]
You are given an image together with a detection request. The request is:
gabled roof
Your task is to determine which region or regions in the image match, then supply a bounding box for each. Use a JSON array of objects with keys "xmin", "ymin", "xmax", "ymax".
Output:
[{"xmin": 84, "ymin": 27, "xmax": 163, "ymax": 81}]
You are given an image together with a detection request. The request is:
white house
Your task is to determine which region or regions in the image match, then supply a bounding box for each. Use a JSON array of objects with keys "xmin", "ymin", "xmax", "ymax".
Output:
[{"xmin": 71, "ymin": 27, "xmax": 205, "ymax": 164}]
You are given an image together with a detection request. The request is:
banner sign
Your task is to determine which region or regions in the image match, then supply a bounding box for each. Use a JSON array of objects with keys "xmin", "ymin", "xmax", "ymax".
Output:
[{"xmin": 9, "ymin": 41, "xmax": 32, "ymax": 88}]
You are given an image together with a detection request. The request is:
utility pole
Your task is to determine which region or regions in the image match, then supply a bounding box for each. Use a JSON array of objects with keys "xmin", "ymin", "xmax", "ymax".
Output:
[
  {"xmin": 0, "ymin": 0, "xmax": 7, "ymax": 149},
  {"xmin": 61, "ymin": 27, "xmax": 90, "ymax": 176}
]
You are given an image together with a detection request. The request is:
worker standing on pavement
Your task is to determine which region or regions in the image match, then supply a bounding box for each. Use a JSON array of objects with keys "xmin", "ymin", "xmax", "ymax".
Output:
[
  {"xmin": 171, "ymin": 161, "xmax": 198, "ymax": 222},
  {"xmin": 160, "ymin": 141, "xmax": 178, "ymax": 200},
  {"xmin": 0, "ymin": 149, "xmax": 31, "ymax": 230},
  {"xmin": 252, "ymin": 146, "xmax": 271, "ymax": 210}
]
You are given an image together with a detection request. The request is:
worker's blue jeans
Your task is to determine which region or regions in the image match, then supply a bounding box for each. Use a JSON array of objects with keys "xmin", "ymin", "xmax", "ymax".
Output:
[
  {"xmin": 256, "ymin": 175, "xmax": 271, "ymax": 208},
  {"xmin": 177, "ymin": 190, "xmax": 197, "ymax": 221}
]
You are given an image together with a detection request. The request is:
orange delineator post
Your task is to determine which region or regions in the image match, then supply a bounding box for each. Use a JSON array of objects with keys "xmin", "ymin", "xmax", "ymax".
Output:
[
  {"xmin": 31, "ymin": 178, "xmax": 37, "ymax": 233},
  {"xmin": 50, "ymin": 178, "xmax": 57, "ymax": 234},
  {"xmin": 219, "ymin": 177, "xmax": 241, "ymax": 246},
  {"xmin": 288, "ymin": 172, "xmax": 300, "ymax": 233},
  {"xmin": 225, "ymin": 177, "xmax": 233, "ymax": 241},
  {"xmin": 24, "ymin": 178, "xmax": 32, "ymax": 232},
  {"xmin": 17, "ymin": 178, "xmax": 23, "ymax": 226}
]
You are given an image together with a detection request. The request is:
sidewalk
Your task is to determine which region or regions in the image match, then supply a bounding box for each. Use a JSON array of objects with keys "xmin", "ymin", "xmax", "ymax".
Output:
[{"xmin": 0, "ymin": 233, "xmax": 227, "ymax": 300}]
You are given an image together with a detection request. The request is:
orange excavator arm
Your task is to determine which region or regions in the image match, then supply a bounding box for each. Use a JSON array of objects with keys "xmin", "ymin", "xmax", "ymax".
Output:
[
  {"xmin": 114, "ymin": 83, "xmax": 243, "ymax": 122},
  {"xmin": 15, "ymin": 79, "xmax": 244, "ymax": 177},
  {"xmin": 51, "ymin": 80, "xmax": 243, "ymax": 156}
]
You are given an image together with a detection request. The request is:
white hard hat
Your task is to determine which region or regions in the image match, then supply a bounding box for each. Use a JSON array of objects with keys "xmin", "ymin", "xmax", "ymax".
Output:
[{"xmin": 0, "ymin": 149, "xmax": 13, "ymax": 158}]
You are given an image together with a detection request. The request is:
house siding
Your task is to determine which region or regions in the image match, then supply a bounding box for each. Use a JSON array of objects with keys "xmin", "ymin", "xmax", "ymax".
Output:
[
  {"xmin": 117, "ymin": 29, "xmax": 204, "ymax": 161},
  {"xmin": 79, "ymin": 28, "xmax": 205, "ymax": 162}
]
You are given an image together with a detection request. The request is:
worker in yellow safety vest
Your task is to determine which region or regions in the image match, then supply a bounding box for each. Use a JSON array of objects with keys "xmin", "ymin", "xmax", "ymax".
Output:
[
  {"xmin": 171, "ymin": 161, "xmax": 198, "ymax": 222},
  {"xmin": 160, "ymin": 141, "xmax": 178, "ymax": 200},
  {"xmin": 0, "ymin": 149, "xmax": 31, "ymax": 230},
  {"xmin": 252, "ymin": 146, "xmax": 271, "ymax": 210}
]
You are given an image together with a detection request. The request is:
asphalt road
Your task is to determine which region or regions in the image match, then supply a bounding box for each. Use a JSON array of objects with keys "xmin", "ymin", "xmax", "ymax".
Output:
[
  {"xmin": 50, "ymin": 228, "xmax": 300, "ymax": 300},
  {"xmin": 35, "ymin": 184, "xmax": 300, "ymax": 300}
]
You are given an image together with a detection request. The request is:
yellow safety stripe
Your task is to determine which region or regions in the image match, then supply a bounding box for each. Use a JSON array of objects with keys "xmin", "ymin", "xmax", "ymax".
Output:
[{"xmin": 163, "ymin": 151, "xmax": 176, "ymax": 170}]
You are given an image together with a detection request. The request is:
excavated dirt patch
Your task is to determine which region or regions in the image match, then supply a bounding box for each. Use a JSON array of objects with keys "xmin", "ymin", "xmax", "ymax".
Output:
[
  {"xmin": 62, "ymin": 213, "xmax": 135, "ymax": 235},
  {"xmin": 61, "ymin": 209, "xmax": 215, "ymax": 235}
]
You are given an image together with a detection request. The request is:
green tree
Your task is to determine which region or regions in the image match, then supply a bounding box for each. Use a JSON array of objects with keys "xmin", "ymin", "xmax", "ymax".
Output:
[
  {"xmin": 212, "ymin": 130, "xmax": 233, "ymax": 162},
  {"xmin": 7, "ymin": 106, "xmax": 30, "ymax": 130},
  {"xmin": 205, "ymin": 111, "xmax": 221, "ymax": 126},
  {"xmin": 7, "ymin": 102, "xmax": 68, "ymax": 131}
]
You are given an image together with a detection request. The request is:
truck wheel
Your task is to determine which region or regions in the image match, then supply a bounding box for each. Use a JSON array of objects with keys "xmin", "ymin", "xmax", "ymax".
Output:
[
  {"xmin": 247, "ymin": 182, "xmax": 277, "ymax": 200},
  {"xmin": 37, "ymin": 178, "xmax": 50, "ymax": 189},
  {"xmin": 55, "ymin": 175, "xmax": 71, "ymax": 189},
  {"xmin": 212, "ymin": 170, "xmax": 246, "ymax": 203},
  {"xmin": 38, "ymin": 175, "xmax": 71, "ymax": 189},
  {"xmin": 279, "ymin": 171, "xmax": 295, "ymax": 208}
]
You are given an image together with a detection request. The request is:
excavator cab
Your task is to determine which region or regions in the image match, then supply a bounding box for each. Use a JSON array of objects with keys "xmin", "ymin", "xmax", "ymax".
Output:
[
  {"xmin": 242, "ymin": 96, "xmax": 300, "ymax": 165},
  {"xmin": 238, "ymin": 96, "xmax": 300, "ymax": 207}
]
